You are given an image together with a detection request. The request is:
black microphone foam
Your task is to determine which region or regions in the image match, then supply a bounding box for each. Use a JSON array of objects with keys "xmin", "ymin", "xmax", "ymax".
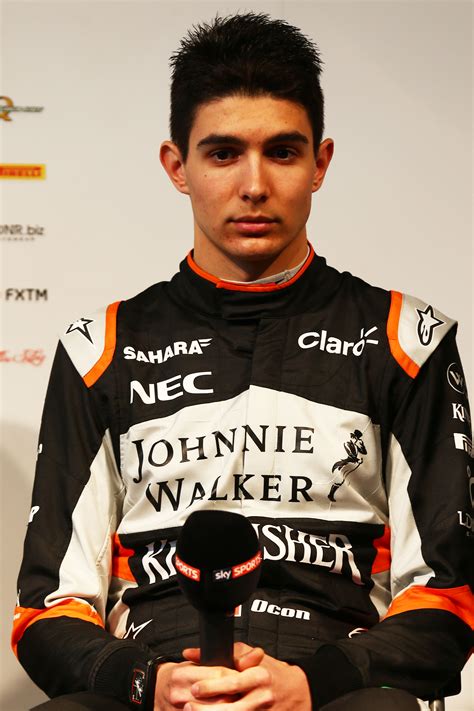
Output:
[{"xmin": 175, "ymin": 510, "xmax": 262, "ymax": 613}]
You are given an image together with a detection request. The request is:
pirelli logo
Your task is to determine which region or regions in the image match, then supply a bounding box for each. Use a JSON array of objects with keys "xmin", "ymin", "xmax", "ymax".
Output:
[{"xmin": 0, "ymin": 164, "xmax": 46, "ymax": 180}]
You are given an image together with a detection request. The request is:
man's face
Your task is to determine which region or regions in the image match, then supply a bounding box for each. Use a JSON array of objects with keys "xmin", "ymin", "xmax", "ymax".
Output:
[{"xmin": 161, "ymin": 94, "xmax": 333, "ymax": 279}]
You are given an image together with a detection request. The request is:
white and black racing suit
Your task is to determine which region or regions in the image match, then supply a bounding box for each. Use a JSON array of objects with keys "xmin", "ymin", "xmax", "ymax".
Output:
[{"xmin": 12, "ymin": 245, "xmax": 474, "ymax": 709}]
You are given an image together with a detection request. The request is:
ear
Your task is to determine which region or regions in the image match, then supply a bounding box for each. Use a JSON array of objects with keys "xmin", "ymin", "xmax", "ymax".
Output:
[
  {"xmin": 312, "ymin": 138, "xmax": 334, "ymax": 193},
  {"xmin": 159, "ymin": 140, "xmax": 190, "ymax": 195}
]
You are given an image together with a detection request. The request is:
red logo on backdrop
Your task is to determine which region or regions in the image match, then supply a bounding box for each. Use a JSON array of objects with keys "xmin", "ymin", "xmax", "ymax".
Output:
[
  {"xmin": 174, "ymin": 554, "xmax": 200, "ymax": 581},
  {"xmin": 0, "ymin": 164, "xmax": 46, "ymax": 179},
  {"xmin": 0, "ymin": 349, "xmax": 46, "ymax": 366},
  {"xmin": 232, "ymin": 551, "xmax": 262, "ymax": 579}
]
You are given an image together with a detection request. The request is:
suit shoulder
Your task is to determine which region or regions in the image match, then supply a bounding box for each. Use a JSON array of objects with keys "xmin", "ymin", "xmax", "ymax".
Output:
[
  {"xmin": 386, "ymin": 290, "xmax": 456, "ymax": 378},
  {"xmin": 60, "ymin": 301, "xmax": 121, "ymax": 387},
  {"xmin": 58, "ymin": 281, "xmax": 168, "ymax": 386}
]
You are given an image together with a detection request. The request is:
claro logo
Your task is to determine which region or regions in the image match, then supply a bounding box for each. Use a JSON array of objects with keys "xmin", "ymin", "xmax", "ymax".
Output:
[
  {"xmin": 298, "ymin": 326, "xmax": 378, "ymax": 357},
  {"xmin": 130, "ymin": 371, "xmax": 214, "ymax": 404}
]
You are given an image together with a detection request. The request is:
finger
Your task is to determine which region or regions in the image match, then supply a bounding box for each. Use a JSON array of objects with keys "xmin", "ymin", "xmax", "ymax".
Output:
[
  {"xmin": 235, "ymin": 646, "xmax": 265, "ymax": 672},
  {"xmin": 183, "ymin": 647, "xmax": 200, "ymax": 662},
  {"xmin": 171, "ymin": 663, "xmax": 236, "ymax": 685},
  {"xmin": 184, "ymin": 685, "xmax": 274, "ymax": 711},
  {"xmin": 233, "ymin": 642, "xmax": 253, "ymax": 656},
  {"xmin": 191, "ymin": 665, "xmax": 271, "ymax": 699}
]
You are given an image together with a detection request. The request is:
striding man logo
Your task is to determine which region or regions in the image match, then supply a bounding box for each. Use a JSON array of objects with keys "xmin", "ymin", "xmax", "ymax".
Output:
[{"xmin": 328, "ymin": 429, "xmax": 367, "ymax": 502}]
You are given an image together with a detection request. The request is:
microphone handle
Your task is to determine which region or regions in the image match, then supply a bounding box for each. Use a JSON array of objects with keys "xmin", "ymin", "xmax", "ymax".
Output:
[{"xmin": 199, "ymin": 610, "xmax": 235, "ymax": 668}]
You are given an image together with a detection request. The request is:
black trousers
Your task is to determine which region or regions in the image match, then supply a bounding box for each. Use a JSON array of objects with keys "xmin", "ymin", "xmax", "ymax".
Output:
[{"xmin": 31, "ymin": 687, "xmax": 424, "ymax": 709}]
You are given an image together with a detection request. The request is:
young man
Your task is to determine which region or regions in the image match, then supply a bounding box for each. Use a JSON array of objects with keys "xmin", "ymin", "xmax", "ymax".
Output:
[{"xmin": 12, "ymin": 12, "xmax": 473, "ymax": 711}]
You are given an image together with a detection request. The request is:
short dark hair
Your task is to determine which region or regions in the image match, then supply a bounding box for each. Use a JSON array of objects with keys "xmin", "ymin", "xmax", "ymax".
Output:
[{"xmin": 169, "ymin": 11, "xmax": 325, "ymax": 162}]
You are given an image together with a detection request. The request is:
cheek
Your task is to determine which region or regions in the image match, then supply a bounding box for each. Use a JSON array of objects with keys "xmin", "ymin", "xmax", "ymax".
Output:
[
  {"xmin": 197, "ymin": 179, "xmax": 231, "ymax": 211},
  {"xmin": 285, "ymin": 182, "xmax": 312, "ymax": 212}
]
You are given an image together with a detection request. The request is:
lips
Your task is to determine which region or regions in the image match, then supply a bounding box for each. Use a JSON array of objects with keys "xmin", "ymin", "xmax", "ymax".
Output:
[
  {"xmin": 233, "ymin": 215, "xmax": 275, "ymax": 223},
  {"xmin": 231, "ymin": 216, "xmax": 277, "ymax": 234}
]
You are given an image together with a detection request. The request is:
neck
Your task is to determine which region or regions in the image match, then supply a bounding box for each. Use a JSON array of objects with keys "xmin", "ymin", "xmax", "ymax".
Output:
[
  {"xmin": 193, "ymin": 232, "xmax": 309, "ymax": 282},
  {"xmin": 226, "ymin": 245, "xmax": 311, "ymax": 285}
]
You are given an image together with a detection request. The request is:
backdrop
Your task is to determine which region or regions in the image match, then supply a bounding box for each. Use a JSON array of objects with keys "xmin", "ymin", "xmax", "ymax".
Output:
[{"xmin": 1, "ymin": 1, "xmax": 472, "ymax": 709}]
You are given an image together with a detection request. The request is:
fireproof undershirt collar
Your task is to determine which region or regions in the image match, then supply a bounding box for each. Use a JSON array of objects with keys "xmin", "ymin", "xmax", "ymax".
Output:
[{"xmin": 224, "ymin": 245, "xmax": 311, "ymax": 286}]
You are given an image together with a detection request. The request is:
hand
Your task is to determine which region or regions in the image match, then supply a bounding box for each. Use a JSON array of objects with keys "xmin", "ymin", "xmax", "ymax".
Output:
[
  {"xmin": 154, "ymin": 659, "xmax": 238, "ymax": 710},
  {"xmin": 180, "ymin": 642, "xmax": 312, "ymax": 710}
]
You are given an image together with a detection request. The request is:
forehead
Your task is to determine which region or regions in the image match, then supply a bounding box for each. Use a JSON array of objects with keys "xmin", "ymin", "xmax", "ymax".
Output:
[{"xmin": 189, "ymin": 94, "xmax": 313, "ymax": 148}]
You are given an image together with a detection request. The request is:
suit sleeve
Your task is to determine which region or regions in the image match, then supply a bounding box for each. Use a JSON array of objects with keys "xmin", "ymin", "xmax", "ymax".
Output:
[
  {"xmin": 292, "ymin": 325, "xmax": 473, "ymax": 708},
  {"xmin": 12, "ymin": 341, "xmax": 152, "ymax": 702}
]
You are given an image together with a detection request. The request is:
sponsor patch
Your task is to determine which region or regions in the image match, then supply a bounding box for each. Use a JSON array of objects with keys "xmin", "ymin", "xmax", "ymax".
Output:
[
  {"xmin": 128, "ymin": 521, "xmax": 366, "ymax": 587},
  {"xmin": 328, "ymin": 429, "xmax": 367, "ymax": 501},
  {"xmin": 124, "ymin": 338, "xmax": 212, "ymax": 364},
  {"xmin": 453, "ymin": 433, "xmax": 473, "ymax": 458},
  {"xmin": 298, "ymin": 326, "xmax": 378, "ymax": 357},
  {"xmin": 452, "ymin": 403, "xmax": 471, "ymax": 425},
  {"xmin": 130, "ymin": 371, "xmax": 213, "ymax": 404},
  {"xmin": 447, "ymin": 363, "xmax": 466, "ymax": 394}
]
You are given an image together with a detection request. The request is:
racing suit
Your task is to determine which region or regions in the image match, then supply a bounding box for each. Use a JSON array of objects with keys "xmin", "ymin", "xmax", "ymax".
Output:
[{"xmin": 12, "ymin": 245, "xmax": 474, "ymax": 709}]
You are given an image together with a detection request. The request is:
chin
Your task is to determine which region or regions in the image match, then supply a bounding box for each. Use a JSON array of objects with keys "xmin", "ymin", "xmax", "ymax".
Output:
[{"xmin": 227, "ymin": 236, "xmax": 286, "ymax": 260}]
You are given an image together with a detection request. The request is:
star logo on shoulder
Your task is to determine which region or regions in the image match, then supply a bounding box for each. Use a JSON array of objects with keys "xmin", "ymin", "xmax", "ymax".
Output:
[
  {"xmin": 66, "ymin": 317, "xmax": 94, "ymax": 344},
  {"xmin": 416, "ymin": 304, "xmax": 444, "ymax": 346}
]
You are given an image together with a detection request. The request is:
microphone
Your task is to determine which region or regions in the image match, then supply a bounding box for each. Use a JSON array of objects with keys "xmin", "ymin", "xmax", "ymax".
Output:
[{"xmin": 175, "ymin": 510, "xmax": 262, "ymax": 667}]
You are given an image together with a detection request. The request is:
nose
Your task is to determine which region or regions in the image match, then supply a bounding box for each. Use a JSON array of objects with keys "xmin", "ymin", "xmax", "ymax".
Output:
[{"xmin": 238, "ymin": 154, "xmax": 270, "ymax": 203}]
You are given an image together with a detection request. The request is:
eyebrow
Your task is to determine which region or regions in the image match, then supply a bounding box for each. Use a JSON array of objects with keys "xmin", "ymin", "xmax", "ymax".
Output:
[{"xmin": 196, "ymin": 131, "xmax": 310, "ymax": 150}]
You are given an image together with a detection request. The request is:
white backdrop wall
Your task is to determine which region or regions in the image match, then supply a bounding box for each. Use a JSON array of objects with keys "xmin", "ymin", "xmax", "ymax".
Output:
[{"xmin": 1, "ymin": 1, "xmax": 472, "ymax": 709}]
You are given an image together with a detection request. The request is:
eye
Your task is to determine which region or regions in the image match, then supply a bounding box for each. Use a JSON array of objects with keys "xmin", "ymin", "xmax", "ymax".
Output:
[
  {"xmin": 210, "ymin": 149, "xmax": 236, "ymax": 162},
  {"xmin": 271, "ymin": 147, "xmax": 297, "ymax": 160}
]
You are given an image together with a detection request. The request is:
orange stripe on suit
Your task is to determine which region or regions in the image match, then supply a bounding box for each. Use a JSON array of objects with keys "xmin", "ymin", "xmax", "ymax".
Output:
[
  {"xmin": 384, "ymin": 584, "xmax": 474, "ymax": 629},
  {"xmin": 83, "ymin": 301, "xmax": 120, "ymax": 387},
  {"xmin": 11, "ymin": 598, "xmax": 104, "ymax": 657},
  {"xmin": 112, "ymin": 533, "xmax": 136, "ymax": 582},
  {"xmin": 387, "ymin": 290, "xmax": 420, "ymax": 378},
  {"xmin": 372, "ymin": 526, "xmax": 391, "ymax": 574}
]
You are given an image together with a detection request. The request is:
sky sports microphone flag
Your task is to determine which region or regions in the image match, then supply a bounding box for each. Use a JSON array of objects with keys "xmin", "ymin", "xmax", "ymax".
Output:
[{"xmin": 175, "ymin": 510, "xmax": 262, "ymax": 667}]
